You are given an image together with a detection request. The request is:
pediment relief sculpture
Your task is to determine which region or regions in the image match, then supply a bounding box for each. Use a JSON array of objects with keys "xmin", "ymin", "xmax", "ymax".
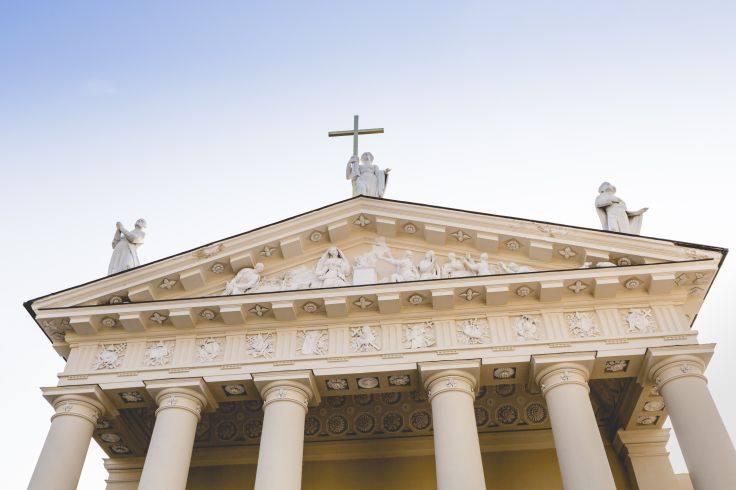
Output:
[{"xmin": 221, "ymin": 242, "xmax": 542, "ymax": 296}]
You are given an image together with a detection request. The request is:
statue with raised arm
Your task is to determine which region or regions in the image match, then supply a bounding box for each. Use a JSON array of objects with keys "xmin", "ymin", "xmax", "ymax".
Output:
[
  {"xmin": 463, "ymin": 253, "xmax": 494, "ymax": 276},
  {"xmin": 224, "ymin": 263, "xmax": 264, "ymax": 295},
  {"xmin": 595, "ymin": 182, "xmax": 648, "ymax": 234},
  {"xmin": 379, "ymin": 250, "xmax": 419, "ymax": 282},
  {"xmin": 315, "ymin": 247, "xmax": 352, "ymax": 287},
  {"xmin": 108, "ymin": 219, "xmax": 147, "ymax": 275},
  {"xmin": 345, "ymin": 152, "xmax": 390, "ymax": 198}
]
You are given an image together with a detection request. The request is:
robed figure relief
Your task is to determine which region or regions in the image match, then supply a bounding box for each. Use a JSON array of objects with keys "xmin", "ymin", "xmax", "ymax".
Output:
[
  {"xmin": 108, "ymin": 219, "xmax": 147, "ymax": 275},
  {"xmin": 346, "ymin": 152, "xmax": 390, "ymax": 198},
  {"xmin": 315, "ymin": 247, "xmax": 352, "ymax": 287},
  {"xmin": 595, "ymin": 182, "xmax": 648, "ymax": 235}
]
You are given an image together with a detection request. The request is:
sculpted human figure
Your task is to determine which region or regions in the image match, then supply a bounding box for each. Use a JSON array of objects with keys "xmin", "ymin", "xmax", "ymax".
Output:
[
  {"xmin": 108, "ymin": 219, "xmax": 147, "ymax": 275},
  {"xmin": 417, "ymin": 250, "xmax": 440, "ymax": 280},
  {"xmin": 345, "ymin": 152, "xmax": 390, "ymax": 198},
  {"xmin": 441, "ymin": 252, "xmax": 470, "ymax": 278},
  {"xmin": 595, "ymin": 182, "xmax": 648, "ymax": 234},
  {"xmin": 315, "ymin": 247, "xmax": 352, "ymax": 287},
  {"xmin": 379, "ymin": 250, "xmax": 419, "ymax": 282},
  {"xmin": 463, "ymin": 253, "xmax": 493, "ymax": 276},
  {"xmin": 224, "ymin": 263, "xmax": 264, "ymax": 295},
  {"xmin": 497, "ymin": 262, "xmax": 535, "ymax": 274}
]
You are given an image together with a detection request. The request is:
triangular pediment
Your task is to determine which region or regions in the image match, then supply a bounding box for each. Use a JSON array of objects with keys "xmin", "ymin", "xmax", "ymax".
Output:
[
  {"xmin": 29, "ymin": 196, "xmax": 722, "ymax": 310},
  {"xmin": 28, "ymin": 196, "xmax": 724, "ymax": 349}
]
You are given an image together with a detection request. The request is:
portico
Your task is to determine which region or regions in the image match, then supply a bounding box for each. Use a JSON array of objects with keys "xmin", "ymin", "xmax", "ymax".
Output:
[{"xmin": 26, "ymin": 196, "xmax": 734, "ymax": 489}]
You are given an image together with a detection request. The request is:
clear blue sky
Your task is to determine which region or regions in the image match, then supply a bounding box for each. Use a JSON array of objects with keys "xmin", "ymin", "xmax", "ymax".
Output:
[{"xmin": 2, "ymin": 2, "xmax": 735, "ymax": 487}]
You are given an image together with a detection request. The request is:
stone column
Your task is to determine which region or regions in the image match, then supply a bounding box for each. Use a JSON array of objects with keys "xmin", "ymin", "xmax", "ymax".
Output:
[
  {"xmin": 645, "ymin": 347, "xmax": 736, "ymax": 490},
  {"xmin": 138, "ymin": 379, "xmax": 213, "ymax": 490},
  {"xmin": 420, "ymin": 361, "xmax": 485, "ymax": 490},
  {"xmin": 29, "ymin": 386, "xmax": 114, "ymax": 490},
  {"xmin": 253, "ymin": 372, "xmax": 318, "ymax": 490},
  {"xmin": 614, "ymin": 429, "xmax": 680, "ymax": 490},
  {"xmin": 533, "ymin": 354, "xmax": 616, "ymax": 490}
]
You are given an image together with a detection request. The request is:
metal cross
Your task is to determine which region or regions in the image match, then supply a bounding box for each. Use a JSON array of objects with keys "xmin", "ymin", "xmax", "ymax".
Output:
[{"xmin": 328, "ymin": 115, "xmax": 384, "ymax": 157}]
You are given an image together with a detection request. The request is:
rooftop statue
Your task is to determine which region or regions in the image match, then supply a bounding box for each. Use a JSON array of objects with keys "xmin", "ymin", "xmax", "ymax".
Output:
[
  {"xmin": 108, "ymin": 219, "xmax": 147, "ymax": 275},
  {"xmin": 345, "ymin": 152, "xmax": 390, "ymax": 198},
  {"xmin": 595, "ymin": 182, "xmax": 648, "ymax": 235}
]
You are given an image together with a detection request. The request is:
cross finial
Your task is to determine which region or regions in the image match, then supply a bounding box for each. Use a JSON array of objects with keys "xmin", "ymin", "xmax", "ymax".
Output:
[{"xmin": 328, "ymin": 115, "xmax": 384, "ymax": 157}]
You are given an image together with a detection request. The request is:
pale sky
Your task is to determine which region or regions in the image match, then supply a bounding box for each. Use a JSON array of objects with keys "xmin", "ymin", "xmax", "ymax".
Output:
[{"xmin": 2, "ymin": 1, "xmax": 735, "ymax": 487}]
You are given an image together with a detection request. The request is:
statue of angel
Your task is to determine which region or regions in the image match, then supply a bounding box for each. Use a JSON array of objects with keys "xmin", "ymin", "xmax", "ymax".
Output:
[
  {"xmin": 462, "ymin": 253, "xmax": 494, "ymax": 276},
  {"xmin": 108, "ymin": 219, "xmax": 147, "ymax": 275},
  {"xmin": 595, "ymin": 182, "xmax": 648, "ymax": 234},
  {"xmin": 224, "ymin": 263, "xmax": 264, "ymax": 295},
  {"xmin": 417, "ymin": 251, "xmax": 440, "ymax": 280},
  {"xmin": 314, "ymin": 247, "xmax": 351, "ymax": 287},
  {"xmin": 379, "ymin": 250, "xmax": 419, "ymax": 282}
]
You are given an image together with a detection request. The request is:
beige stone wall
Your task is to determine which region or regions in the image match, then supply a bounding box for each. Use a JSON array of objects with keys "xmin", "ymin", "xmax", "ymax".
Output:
[{"xmin": 184, "ymin": 447, "xmax": 632, "ymax": 490}]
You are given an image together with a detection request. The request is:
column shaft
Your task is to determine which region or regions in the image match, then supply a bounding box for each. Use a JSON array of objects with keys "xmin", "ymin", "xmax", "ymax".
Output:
[
  {"xmin": 539, "ymin": 364, "xmax": 616, "ymax": 490},
  {"xmin": 138, "ymin": 389, "xmax": 205, "ymax": 490},
  {"xmin": 254, "ymin": 383, "xmax": 310, "ymax": 490},
  {"xmin": 29, "ymin": 396, "xmax": 103, "ymax": 490},
  {"xmin": 426, "ymin": 371, "xmax": 486, "ymax": 490},
  {"xmin": 653, "ymin": 358, "xmax": 736, "ymax": 490}
]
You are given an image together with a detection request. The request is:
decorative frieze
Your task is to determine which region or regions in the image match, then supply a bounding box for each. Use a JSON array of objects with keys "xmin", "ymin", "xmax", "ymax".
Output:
[{"xmin": 403, "ymin": 321, "xmax": 435, "ymax": 349}]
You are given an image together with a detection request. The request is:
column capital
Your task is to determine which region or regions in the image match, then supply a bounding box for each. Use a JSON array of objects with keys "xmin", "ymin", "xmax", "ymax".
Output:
[
  {"xmin": 419, "ymin": 360, "xmax": 480, "ymax": 402},
  {"xmin": 530, "ymin": 352, "xmax": 595, "ymax": 394},
  {"xmin": 144, "ymin": 378, "xmax": 217, "ymax": 414},
  {"xmin": 638, "ymin": 344, "xmax": 714, "ymax": 388},
  {"xmin": 41, "ymin": 385, "xmax": 118, "ymax": 422},
  {"xmin": 253, "ymin": 370, "xmax": 320, "ymax": 407}
]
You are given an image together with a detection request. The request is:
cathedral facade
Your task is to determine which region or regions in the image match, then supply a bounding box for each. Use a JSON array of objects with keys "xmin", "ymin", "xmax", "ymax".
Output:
[{"xmin": 25, "ymin": 196, "xmax": 735, "ymax": 489}]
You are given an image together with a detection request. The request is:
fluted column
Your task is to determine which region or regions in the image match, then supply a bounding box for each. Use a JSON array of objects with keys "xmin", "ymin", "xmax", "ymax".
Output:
[
  {"xmin": 29, "ymin": 386, "xmax": 113, "ymax": 490},
  {"xmin": 646, "ymin": 348, "xmax": 736, "ymax": 490},
  {"xmin": 253, "ymin": 372, "xmax": 317, "ymax": 490},
  {"xmin": 420, "ymin": 361, "xmax": 485, "ymax": 490},
  {"xmin": 533, "ymin": 355, "xmax": 616, "ymax": 490},
  {"xmin": 138, "ymin": 380, "xmax": 212, "ymax": 490}
]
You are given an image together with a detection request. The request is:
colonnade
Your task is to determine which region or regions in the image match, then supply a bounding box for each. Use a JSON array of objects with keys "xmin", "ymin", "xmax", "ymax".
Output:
[{"xmin": 28, "ymin": 347, "xmax": 736, "ymax": 490}]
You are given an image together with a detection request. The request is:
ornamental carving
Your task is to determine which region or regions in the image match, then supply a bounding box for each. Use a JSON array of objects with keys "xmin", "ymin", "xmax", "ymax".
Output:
[
  {"xmin": 159, "ymin": 278, "xmax": 177, "ymax": 289},
  {"xmin": 145, "ymin": 341, "xmax": 174, "ymax": 366},
  {"xmin": 353, "ymin": 296, "xmax": 374, "ymax": 309},
  {"xmin": 566, "ymin": 312, "xmax": 600, "ymax": 338},
  {"xmin": 119, "ymin": 391, "xmax": 144, "ymax": 403},
  {"xmin": 197, "ymin": 337, "xmax": 223, "ymax": 362},
  {"xmin": 513, "ymin": 315, "xmax": 541, "ymax": 341},
  {"xmin": 604, "ymin": 360, "xmax": 629, "ymax": 373},
  {"xmin": 625, "ymin": 308, "xmax": 657, "ymax": 333},
  {"xmin": 388, "ymin": 375, "xmax": 411, "ymax": 387},
  {"xmin": 493, "ymin": 367, "xmax": 516, "ymax": 380},
  {"xmin": 245, "ymin": 333, "xmax": 274, "ymax": 359},
  {"xmin": 149, "ymin": 312, "xmax": 167, "ymax": 325},
  {"xmin": 568, "ymin": 280, "xmax": 588, "ymax": 294},
  {"xmin": 351, "ymin": 325, "xmax": 380, "ymax": 352},
  {"xmin": 92, "ymin": 343, "xmax": 127, "ymax": 370},
  {"xmin": 558, "ymin": 247, "xmax": 577, "ymax": 259},
  {"xmin": 298, "ymin": 330, "xmax": 328, "ymax": 356},
  {"xmin": 223, "ymin": 384, "xmax": 246, "ymax": 396},
  {"xmin": 458, "ymin": 288, "xmax": 480, "ymax": 301},
  {"xmin": 403, "ymin": 322, "xmax": 435, "ymax": 349},
  {"xmin": 326, "ymin": 379, "xmax": 348, "ymax": 391},
  {"xmin": 643, "ymin": 400, "xmax": 665, "ymax": 412},
  {"xmin": 456, "ymin": 318, "xmax": 489, "ymax": 345},
  {"xmin": 41, "ymin": 318, "xmax": 70, "ymax": 342}
]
